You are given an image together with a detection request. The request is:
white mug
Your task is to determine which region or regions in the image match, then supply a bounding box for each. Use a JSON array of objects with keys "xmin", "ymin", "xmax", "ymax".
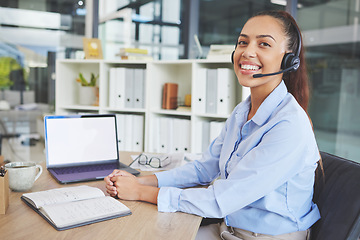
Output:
[{"xmin": 5, "ymin": 162, "xmax": 42, "ymax": 192}]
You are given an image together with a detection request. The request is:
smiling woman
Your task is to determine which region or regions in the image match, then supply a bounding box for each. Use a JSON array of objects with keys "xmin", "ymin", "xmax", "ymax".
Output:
[
  {"xmin": 233, "ymin": 11, "xmax": 309, "ymax": 117},
  {"xmin": 234, "ymin": 16, "xmax": 287, "ymax": 83},
  {"xmin": 105, "ymin": 10, "xmax": 321, "ymax": 240}
]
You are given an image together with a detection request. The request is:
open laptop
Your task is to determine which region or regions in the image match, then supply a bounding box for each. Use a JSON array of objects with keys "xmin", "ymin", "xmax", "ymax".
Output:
[{"xmin": 44, "ymin": 114, "xmax": 139, "ymax": 184}]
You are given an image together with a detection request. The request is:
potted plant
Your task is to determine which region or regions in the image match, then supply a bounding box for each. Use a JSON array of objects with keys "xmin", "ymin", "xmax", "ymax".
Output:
[
  {"xmin": 0, "ymin": 57, "xmax": 27, "ymax": 109},
  {"xmin": 76, "ymin": 73, "xmax": 99, "ymax": 105}
]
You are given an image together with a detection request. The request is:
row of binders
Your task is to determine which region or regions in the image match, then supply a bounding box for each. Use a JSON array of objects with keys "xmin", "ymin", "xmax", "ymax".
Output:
[
  {"xmin": 109, "ymin": 68, "xmax": 146, "ymax": 109},
  {"xmin": 115, "ymin": 114, "xmax": 144, "ymax": 152},
  {"xmin": 194, "ymin": 120, "xmax": 225, "ymax": 153},
  {"xmin": 149, "ymin": 116, "xmax": 191, "ymax": 154},
  {"xmin": 147, "ymin": 116, "xmax": 225, "ymax": 154},
  {"xmin": 194, "ymin": 68, "xmax": 236, "ymax": 115}
]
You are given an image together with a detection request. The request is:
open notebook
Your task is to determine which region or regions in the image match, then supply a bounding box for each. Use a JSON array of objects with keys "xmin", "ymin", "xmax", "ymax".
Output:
[{"xmin": 44, "ymin": 114, "xmax": 139, "ymax": 184}]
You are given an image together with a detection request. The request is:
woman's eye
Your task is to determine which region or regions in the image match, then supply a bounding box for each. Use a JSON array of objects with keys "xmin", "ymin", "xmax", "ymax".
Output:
[
  {"xmin": 238, "ymin": 41, "xmax": 247, "ymax": 46},
  {"xmin": 260, "ymin": 42, "xmax": 271, "ymax": 47}
]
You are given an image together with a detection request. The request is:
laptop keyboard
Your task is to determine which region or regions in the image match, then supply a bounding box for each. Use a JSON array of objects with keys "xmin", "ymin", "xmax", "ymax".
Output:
[{"xmin": 53, "ymin": 163, "xmax": 118, "ymax": 175}]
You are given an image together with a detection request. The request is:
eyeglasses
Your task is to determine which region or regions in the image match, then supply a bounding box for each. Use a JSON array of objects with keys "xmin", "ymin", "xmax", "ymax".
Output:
[{"xmin": 135, "ymin": 154, "xmax": 171, "ymax": 168}]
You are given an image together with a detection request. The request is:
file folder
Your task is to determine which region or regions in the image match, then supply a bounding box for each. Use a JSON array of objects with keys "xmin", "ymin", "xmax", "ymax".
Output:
[
  {"xmin": 194, "ymin": 68, "xmax": 207, "ymax": 114},
  {"xmin": 124, "ymin": 114, "xmax": 133, "ymax": 151},
  {"xmin": 132, "ymin": 115, "xmax": 144, "ymax": 152},
  {"xmin": 206, "ymin": 69, "xmax": 217, "ymax": 114},
  {"xmin": 125, "ymin": 69, "xmax": 134, "ymax": 108},
  {"xmin": 134, "ymin": 69, "xmax": 145, "ymax": 109},
  {"xmin": 216, "ymin": 68, "xmax": 236, "ymax": 115},
  {"xmin": 109, "ymin": 68, "xmax": 117, "ymax": 108},
  {"xmin": 115, "ymin": 68, "xmax": 126, "ymax": 109},
  {"xmin": 115, "ymin": 114, "xmax": 126, "ymax": 151}
]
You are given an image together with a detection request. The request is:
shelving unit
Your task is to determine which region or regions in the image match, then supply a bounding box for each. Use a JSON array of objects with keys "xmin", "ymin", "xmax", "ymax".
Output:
[{"xmin": 56, "ymin": 59, "xmax": 248, "ymax": 153}]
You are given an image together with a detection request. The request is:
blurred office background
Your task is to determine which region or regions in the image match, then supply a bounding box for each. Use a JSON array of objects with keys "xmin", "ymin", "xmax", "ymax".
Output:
[{"xmin": 0, "ymin": 0, "xmax": 359, "ymax": 162}]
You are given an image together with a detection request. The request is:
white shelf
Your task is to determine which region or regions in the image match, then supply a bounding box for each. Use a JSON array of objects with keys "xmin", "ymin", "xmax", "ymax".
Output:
[
  {"xmin": 61, "ymin": 105, "xmax": 100, "ymax": 111},
  {"xmin": 194, "ymin": 113, "xmax": 230, "ymax": 119},
  {"xmin": 152, "ymin": 109, "xmax": 192, "ymax": 117},
  {"xmin": 56, "ymin": 59, "xmax": 247, "ymax": 153},
  {"xmin": 103, "ymin": 107, "xmax": 146, "ymax": 113}
]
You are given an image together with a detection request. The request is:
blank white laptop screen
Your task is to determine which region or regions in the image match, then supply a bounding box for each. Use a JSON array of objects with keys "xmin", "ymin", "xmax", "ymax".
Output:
[{"xmin": 45, "ymin": 116, "xmax": 118, "ymax": 166}]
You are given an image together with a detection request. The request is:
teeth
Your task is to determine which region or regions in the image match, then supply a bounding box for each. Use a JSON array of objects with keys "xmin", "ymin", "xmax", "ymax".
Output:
[{"xmin": 241, "ymin": 64, "xmax": 259, "ymax": 70}]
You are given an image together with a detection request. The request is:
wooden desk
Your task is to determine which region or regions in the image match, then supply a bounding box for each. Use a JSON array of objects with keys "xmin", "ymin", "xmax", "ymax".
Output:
[{"xmin": 0, "ymin": 152, "xmax": 202, "ymax": 240}]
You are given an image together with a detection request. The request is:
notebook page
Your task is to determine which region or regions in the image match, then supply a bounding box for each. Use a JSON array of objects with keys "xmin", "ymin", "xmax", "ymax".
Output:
[
  {"xmin": 40, "ymin": 196, "xmax": 130, "ymax": 228},
  {"xmin": 22, "ymin": 186, "xmax": 104, "ymax": 209}
]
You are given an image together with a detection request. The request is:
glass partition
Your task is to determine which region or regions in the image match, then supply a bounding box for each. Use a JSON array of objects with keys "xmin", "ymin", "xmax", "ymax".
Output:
[
  {"xmin": 298, "ymin": 0, "xmax": 360, "ymax": 161},
  {"xmin": 0, "ymin": 0, "xmax": 359, "ymax": 162},
  {"xmin": 0, "ymin": 0, "xmax": 85, "ymax": 162}
]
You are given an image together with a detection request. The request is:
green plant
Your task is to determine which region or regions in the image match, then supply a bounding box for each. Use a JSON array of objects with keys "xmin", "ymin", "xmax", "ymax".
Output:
[
  {"xmin": 77, "ymin": 73, "xmax": 98, "ymax": 87},
  {"xmin": 0, "ymin": 57, "xmax": 23, "ymax": 89}
]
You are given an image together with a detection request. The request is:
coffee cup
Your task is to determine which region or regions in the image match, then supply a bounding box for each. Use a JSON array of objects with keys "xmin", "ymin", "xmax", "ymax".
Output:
[{"xmin": 5, "ymin": 162, "xmax": 42, "ymax": 192}]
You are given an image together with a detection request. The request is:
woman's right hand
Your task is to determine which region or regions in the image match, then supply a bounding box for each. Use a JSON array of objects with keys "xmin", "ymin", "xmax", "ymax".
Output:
[{"xmin": 104, "ymin": 169, "xmax": 123, "ymax": 197}]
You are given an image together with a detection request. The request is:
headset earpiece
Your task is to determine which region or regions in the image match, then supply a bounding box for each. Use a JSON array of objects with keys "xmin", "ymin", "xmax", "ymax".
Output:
[
  {"xmin": 231, "ymin": 40, "xmax": 238, "ymax": 64},
  {"xmin": 280, "ymin": 24, "xmax": 302, "ymax": 73},
  {"xmin": 281, "ymin": 52, "xmax": 300, "ymax": 72}
]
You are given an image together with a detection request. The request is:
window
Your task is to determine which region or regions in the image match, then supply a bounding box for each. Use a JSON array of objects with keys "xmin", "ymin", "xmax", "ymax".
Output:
[{"xmin": 298, "ymin": 0, "xmax": 360, "ymax": 161}]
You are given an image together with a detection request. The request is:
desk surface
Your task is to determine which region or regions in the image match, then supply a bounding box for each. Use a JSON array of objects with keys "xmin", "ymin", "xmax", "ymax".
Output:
[{"xmin": 0, "ymin": 152, "xmax": 202, "ymax": 240}]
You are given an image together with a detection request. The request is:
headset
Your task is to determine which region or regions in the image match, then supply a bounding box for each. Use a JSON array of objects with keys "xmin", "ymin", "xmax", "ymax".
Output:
[{"xmin": 231, "ymin": 22, "xmax": 301, "ymax": 78}]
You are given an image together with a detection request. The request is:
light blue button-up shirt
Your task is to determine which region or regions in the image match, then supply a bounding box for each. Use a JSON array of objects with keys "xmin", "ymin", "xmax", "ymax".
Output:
[{"xmin": 155, "ymin": 81, "xmax": 321, "ymax": 235}]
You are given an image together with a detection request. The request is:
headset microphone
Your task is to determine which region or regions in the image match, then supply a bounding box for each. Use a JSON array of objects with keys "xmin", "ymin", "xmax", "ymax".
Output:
[
  {"xmin": 252, "ymin": 57, "xmax": 300, "ymax": 78},
  {"xmin": 253, "ymin": 67, "xmax": 292, "ymax": 78}
]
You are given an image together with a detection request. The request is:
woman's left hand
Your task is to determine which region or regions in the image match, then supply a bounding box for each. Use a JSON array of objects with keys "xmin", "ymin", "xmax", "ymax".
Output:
[{"xmin": 110, "ymin": 170, "xmax": 142, "ymax": 201}]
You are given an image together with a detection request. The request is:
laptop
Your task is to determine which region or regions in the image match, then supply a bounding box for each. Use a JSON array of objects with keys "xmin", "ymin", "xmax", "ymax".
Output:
[{"xmin": 44, "ymin": 114, "xmax": 139, "ymax": 184}]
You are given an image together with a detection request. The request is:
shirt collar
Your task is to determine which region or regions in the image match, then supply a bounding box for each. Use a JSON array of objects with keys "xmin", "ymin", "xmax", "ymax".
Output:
[
  {"xmin": 235, "ymin": 95, "xmax": 251, "ymax": 126},
  {"xmin": 235, "ymin": 80, "xmax": 288, "ymax": 126}
]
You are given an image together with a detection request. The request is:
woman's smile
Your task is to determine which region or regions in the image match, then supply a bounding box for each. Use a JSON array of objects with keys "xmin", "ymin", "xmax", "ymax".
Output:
[{"xmin": 239, "ymin": 61, "xmax": 262, "ymax": 75}]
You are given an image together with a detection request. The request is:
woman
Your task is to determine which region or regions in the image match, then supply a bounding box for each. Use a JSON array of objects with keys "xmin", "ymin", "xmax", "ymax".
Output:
[{"xmin": 105, "ymin": 10, "xmax": 321, "ymax": 240}]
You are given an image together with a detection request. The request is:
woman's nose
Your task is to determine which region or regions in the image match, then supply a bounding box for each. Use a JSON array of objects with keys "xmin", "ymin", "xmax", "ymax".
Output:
[{"xmin": 242, "ymin": 44, "xmax": 257, "ymax": 58}]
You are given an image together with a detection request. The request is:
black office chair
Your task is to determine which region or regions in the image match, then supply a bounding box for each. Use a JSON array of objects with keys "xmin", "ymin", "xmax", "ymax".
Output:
[{"xmin": 311, "ymin": 151, "xmax": 360, "ymax": 240}]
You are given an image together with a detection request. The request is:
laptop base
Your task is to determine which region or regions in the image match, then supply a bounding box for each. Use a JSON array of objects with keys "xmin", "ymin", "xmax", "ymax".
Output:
[{"xmin": 48, "ymin": 162, "xmax": 140, "ymax": 184}]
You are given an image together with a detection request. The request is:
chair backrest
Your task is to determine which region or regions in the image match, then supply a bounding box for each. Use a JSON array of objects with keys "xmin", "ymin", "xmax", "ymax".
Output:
[{"xmin": 311, "ymin": 151, "xmax": 360, "ymax": 240}]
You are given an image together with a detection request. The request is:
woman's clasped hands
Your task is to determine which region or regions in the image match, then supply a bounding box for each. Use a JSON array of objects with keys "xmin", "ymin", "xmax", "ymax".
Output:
[
  {"xmin": 105, "ymin": 170, "xmax": 142, "ymax": 200},
  {"xmin": 104, "ymin": 170, "xmax": 160, "ymax": 204}
]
